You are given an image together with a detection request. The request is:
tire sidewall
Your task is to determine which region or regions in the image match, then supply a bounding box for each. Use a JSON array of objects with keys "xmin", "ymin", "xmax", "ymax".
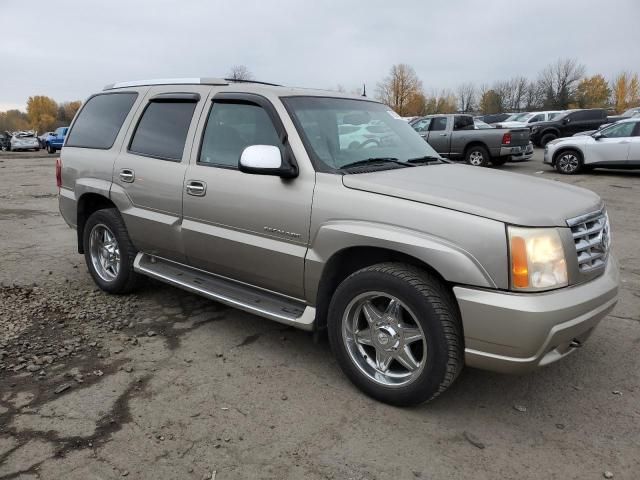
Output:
[
  {"xmin": 555, "ymin": 150, "xmax": 582, "ymax": 174},
  {"xmin": 83, "ymin": 209, "xmax": 136, "ymax": 293},
  {"xmin": 465, "ymin": 146, "xmax": 489, "ymax": 167},
  {"xmin": 540, "ymin": 133, "xmax": 557, "ymax": 148},
  {"xmin": 328, "ymin": 268, "xmax": 452, "ymax": 405}
]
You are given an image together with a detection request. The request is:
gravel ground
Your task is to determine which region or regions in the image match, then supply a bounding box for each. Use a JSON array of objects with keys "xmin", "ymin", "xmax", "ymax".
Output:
[{"xmin": 0, "ymin": 149, "xmax": 639, "ymax": 479}]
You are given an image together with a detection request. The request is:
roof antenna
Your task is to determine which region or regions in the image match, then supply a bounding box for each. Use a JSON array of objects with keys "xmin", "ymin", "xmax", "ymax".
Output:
[{"xmin": 362, "ymin": 83, "xmax": 367, "ymax": 97}]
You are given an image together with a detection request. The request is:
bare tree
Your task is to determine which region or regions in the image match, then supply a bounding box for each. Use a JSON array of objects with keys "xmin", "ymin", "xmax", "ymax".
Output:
[
  {"xmin": 538, "ymin": 58, "xmax": 585, "ymax": 109},
  {"xmin": 456, "ymin": 82, "xmax": 476, "ymax": 112},
  {"xmin": 524, "ymin": 81, "xmax": 544, "ymax": 110},
  {"xmin": 376, "ymin": 64, "xmax": 423, "ymax": 115},
  {"xmin": 227, "ymin": 65, "xmax": 254, "ymax": 81}
]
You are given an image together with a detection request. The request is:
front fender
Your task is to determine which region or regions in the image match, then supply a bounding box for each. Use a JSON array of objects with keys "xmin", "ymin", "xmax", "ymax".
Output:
[{"xmin": 304, "ymin": 220, "xmax": 498, "ymax": 304}]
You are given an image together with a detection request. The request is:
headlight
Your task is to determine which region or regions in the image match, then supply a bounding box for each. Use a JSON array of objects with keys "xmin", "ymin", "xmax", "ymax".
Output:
[{"xmin": 508, "ymin": 226, "xmax": 568, "ymax": 291}]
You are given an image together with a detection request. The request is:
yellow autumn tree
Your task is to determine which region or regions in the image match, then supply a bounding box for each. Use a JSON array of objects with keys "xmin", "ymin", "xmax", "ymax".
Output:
[
  {"xmin": 26, "ymin": 96, "xmax": 58, "ymax": 132},
  {"xmin": 576, "ymin": 75, "xmax": 611, "ymax": 108},
  {"xmin": 612, "ymin": 72, "xmax": 640, "ymax": 113}
]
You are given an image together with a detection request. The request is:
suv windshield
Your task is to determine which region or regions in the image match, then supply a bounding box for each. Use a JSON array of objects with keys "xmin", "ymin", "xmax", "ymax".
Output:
[{"xmin": 282, "ymin": 96, "xmax": 441, "ymax": 172}]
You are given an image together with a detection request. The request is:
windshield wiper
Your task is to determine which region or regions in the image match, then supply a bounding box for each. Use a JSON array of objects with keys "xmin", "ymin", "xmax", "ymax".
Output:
[
  {"xmin": 340, "ymin": 157, "xmax": 415, "ymax": 170},
  {"xmin": 406, "ymin": 155, "xmax": 445, "ymax": 164}
]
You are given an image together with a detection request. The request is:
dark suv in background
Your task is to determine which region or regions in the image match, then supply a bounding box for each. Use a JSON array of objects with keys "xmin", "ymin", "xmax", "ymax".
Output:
[
  {"xmin": 530, "ymin": 109, "xmax": 607, "ymax": 147},
  {"xmin": 0, "ymin": 131, "xmax": 11, "ymax": 151}
]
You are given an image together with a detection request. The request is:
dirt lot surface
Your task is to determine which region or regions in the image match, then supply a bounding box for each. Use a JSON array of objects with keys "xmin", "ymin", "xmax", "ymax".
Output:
[{"xmin": 1, "ymin": 150, "xmax": 639, "ymax": 480}]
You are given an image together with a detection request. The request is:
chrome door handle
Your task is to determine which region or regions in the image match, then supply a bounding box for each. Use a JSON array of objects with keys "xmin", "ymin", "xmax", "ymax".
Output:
[
  {"xmin": 119, "ymin": 169, "xmax": 135, "ymax": 183},
  {"xmin": 186, "ymin": 180, "xmax": 207, "ymax": 197},
  {"xmin": 439, "ymin": 133, "xmax": 447, "ymax": 136}
]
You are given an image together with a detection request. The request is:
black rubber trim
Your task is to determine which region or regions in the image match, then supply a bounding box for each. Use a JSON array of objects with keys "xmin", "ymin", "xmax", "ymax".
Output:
[{"xmin": 149, "ymin": 92, "xmax": 200, "ymax": 102}]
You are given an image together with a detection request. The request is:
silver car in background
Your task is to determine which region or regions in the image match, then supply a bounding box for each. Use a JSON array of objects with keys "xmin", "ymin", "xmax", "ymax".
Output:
[
  {"xmin": 544, "ymin": 118, "xmax": 640, "ymax": 174},
  {"xmin": 10, "ymin": 131, "xmax": 41, "ymax": 151}
]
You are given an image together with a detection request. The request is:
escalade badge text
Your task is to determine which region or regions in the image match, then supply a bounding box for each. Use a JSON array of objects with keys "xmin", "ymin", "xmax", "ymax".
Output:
[{"xmin": 264, "ymin": 226, "xmax": 301, "ymax": 239}]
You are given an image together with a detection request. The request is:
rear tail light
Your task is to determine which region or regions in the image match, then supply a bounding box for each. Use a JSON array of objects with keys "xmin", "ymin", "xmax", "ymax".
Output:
[
  {"xmin": 502, "ymin": 133, "xmax": 512, "ymax": 145},
  {"xmin": 55, "ymin": 157, "xmax": 62, "ymax": 189}
]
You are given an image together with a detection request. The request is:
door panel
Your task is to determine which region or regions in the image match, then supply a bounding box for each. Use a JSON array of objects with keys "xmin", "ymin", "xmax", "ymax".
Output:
[
  {"xmin": 628, "ymin": 136, "xmax": 640, "ymax": 164},
  {"xmin": 181, "ymin": 96, "xmax": 313, "ymax": 298},
  {"xmin": 426, "ymin": 117, "xmax": 451, "ymax": 155},
  {"xmin": 113, "ymin": 85, "xmax": 208, "ymax": 262}
]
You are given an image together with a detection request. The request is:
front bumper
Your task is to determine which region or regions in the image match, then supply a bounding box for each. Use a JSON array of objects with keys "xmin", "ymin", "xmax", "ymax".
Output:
[
  {"xmin": 454, "ymin": 257, "xmax": 619, "ymax": 373},
  {"xmin": 499, "ymin": 143, "xmax": 533, "ymax": 161}
]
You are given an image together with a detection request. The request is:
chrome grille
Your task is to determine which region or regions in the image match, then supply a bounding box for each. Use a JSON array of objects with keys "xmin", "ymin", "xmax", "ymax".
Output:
[{"xmin": 567, "ymin": 209, "xmax": 610, "ymax": 273}]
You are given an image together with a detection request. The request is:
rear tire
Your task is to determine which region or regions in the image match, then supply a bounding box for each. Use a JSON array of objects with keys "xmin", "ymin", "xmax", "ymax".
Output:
[
  {"xmin": 83, "ymin": 208, "xmax": 143, "ymax": 294},
  {"xmin": 327, "ymin": 263, "xmax": 463, "ymax": 406},
  {"xmin": 540, "ymin": 133, "xmax": 557, "ymax": 148},
  {"xmin": 555, "ymin": 150, "xmax": 583, "ymax": 175},
  {"xmin": 465, "ymin": 145, "xmax": 490, "ymax": 167}
]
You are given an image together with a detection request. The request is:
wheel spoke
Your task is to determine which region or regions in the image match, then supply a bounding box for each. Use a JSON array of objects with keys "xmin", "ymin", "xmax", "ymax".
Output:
[
  {"xmin": 355, "ymin": 328, "xmax": 373, "ymax": 346},
  {"xmin": 361, "ymin": 301, "xmax": 383, "ymax": 326},
  {"xmin": 402, "ymin": 327, "xmax": 423, "ymax": 345},
  {"xmin": 376, "ymin": 349, "xmax": 393, "ymax": 372},
  {"xmin": 395, "ymin": 346, "xmax": 420, "ymax": 371},
  {"xmin": 384, "ymin": 298, "xmax": 401, "ymax": 322}
]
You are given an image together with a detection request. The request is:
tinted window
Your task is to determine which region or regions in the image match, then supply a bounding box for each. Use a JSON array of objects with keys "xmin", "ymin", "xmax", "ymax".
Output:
[
  {"xmin": 199, "ymin": 103, "xmax": 280, "ymax": 168},
  {"xmin": 430, "ymin": 117, "xmax": 448, "ymax": 131},
  {"xmin": 453, "ymin": 116, "xmax": 474, "ymax": 130},
  {"xmin": 66, "ymin": 93, "xmax": 137, "ymax": 149},
  {"xmin": 411, "ymin": 118, "xmax": 431, "ymax": 132},
  {"xmin": 529, "ymin": 114, "xmax": 544, "ymax": 123},
  {"xmin": 129, "ymin": 101, "xmax": 196, "ymax": 161},
  {"xmin": 571, "ymin": 110, "xmax": 604, "ymax": 121},
  {"xmin": 601, "ymin": 122, "xmax": 636, "ymax": 138}
]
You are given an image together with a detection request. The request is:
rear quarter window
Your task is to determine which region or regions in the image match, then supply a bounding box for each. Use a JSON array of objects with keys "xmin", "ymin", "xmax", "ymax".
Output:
[{"xmin": 66, "ymin": 92, "xmax": 138, "ymax": 149}]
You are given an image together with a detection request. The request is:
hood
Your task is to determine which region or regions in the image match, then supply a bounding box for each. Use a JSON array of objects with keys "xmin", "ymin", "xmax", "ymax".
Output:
[
  {"xmin": 549, "ymin": 136, "xmax": 590, "ymax": 146},
  {"xmin": 342, "ymin": 164, "xmax": 602, "ymax": 227}
]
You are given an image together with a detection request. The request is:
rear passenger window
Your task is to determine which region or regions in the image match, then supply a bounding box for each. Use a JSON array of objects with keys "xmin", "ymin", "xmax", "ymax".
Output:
[
  {"xmin": 66, "ymin": 92, "xmax": 137, "ymax": 149},
  {"xmin": 129, "ymin": 101, "xmax": 197, "ymax": 161},
  {"xmin": 453, "ymin": 116, "xmax": 474, "ymax": 130},
  {"xmin": 199, "ymin": 102, "xmax": 280, "ymax": 168}
]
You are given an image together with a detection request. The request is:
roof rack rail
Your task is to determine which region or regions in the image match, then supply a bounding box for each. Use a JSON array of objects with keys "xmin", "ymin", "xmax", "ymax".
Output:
[
  {"xmin": 224, "ymin": 78, "xmax": 281, "ymax": 87},
  {"xmin": 103, "ymin": 77, "xmax": 229, "ymax": 90}
]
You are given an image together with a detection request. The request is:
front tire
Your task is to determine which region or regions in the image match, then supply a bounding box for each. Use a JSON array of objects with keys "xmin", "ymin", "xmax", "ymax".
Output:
[
  {"xmin": 47, "ymin": 144, "xmax": 56, "ymax": 154},
  {"xmin": 555, "ymin": 150, "xmax": 583, "ymax": 174},
  {"xmin": 540, "ymin": 133, "xmax": 557, "ymax": 148},
  {"xmin": 328, "ymin": 263, "xmax": 463, "ymax": 406},
  {"xmin": 465, "ymin": 145, "xmax": 490, "ymax": 167},
  {"xmin": 83, "ymin": 208, "xmax": 143, "ymax": 294}
]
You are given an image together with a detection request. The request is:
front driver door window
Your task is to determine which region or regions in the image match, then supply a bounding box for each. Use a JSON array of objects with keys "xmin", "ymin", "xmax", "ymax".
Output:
[
  {"xmin": 182, "ymin": 97, "xmax": 314, "ymax": 298},
  {"xmin": 589, "ymin": 121, "xmax": 635, "ymax": 164}
]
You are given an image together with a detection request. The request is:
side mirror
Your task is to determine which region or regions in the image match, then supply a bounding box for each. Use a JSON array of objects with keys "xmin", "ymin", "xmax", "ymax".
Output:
[
  {"xmin": 592, "ymin": 132, "xmax": 603, "ymax": 140},
  {"xmin": 562, "ymin": 118, "xmax": 569, "ymax": 125},
  {"xmin": 239, "ymin": 145, "xmax": 298, "ymax": 178},
  {"xmin": 51, "ymin": 133, "xmax": 57, "ymax": 137}
]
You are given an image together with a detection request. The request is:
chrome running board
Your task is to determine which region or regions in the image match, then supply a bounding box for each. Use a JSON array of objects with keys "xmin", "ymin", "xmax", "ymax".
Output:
[{"xmin": 134, "ymin": 253, "xmax": 315, "ymax": 331}]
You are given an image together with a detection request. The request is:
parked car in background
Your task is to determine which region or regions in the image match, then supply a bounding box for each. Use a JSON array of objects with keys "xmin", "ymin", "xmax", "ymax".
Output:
[
  {"xmin": 544, "ymin": 118, "xmax": 640, "ymax": 174},
  {"xmin": 10, "ymin": 131, "xmax": 40, "ymax": 151},
  {"xmin": 574, "ymin": 111, "xmax": 640, "ymax": 137},
  {"xmin": 58, "ymin": 77, "xmax": 619, "ymax": 406},
  {"xmin": 45, "ymin": 126, "xmax": 69, "ymax": 153},
  {"xmin": 473, "ymin": 119, "xmax": 494, "ymax": 129},
  {"xmin": 411, "ymin": 114, "xmax": 531, "ymax": 165},
  {"xmin": 38, "ymin": 131, "xmax": 54, "ymax": 148},
  {"xmin": 606, "ymin": 107, "xmax": 640, "ymax": 124},
  {"xmin": 529, "ymin": 109, "xmax": 607, "ymax": 147},
  {"xmin": 496, "ymin": 111, "xmax": 563, "ymax": 129},
  {"xmin": 0, "ymin": 131, "xmax": 12, "ymax": 151},
  {"xmin": 474, "ymin": 113, "xmax": 512, "ymax": 124}
]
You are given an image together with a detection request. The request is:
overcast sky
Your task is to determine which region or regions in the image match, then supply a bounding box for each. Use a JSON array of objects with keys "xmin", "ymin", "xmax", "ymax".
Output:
[{"xmin": 1, "ymin": 0, "xmax": 639, "ymax": 111}]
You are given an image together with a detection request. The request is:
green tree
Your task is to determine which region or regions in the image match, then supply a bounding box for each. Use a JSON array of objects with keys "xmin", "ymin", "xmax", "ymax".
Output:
[{"xmin": 479, "ymin": 89, "xmax": 503, "ymax": 114}]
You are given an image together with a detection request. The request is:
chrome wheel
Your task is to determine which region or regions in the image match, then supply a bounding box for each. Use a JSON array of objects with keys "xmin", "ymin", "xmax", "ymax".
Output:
[
  {"xmin": 468, "ymin": 151, "xmax": 484, "ymax": 166},
  {"xmin": 342, "ymin": 292, "xmax": 427, "ymax": 387},
  {"xmin": 557, "ymin": 153, "xmax": 579, "ymax": 173},
  {"xmin": 89, "ymin": 224, "xmax": 120, "ymax": 282}
]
